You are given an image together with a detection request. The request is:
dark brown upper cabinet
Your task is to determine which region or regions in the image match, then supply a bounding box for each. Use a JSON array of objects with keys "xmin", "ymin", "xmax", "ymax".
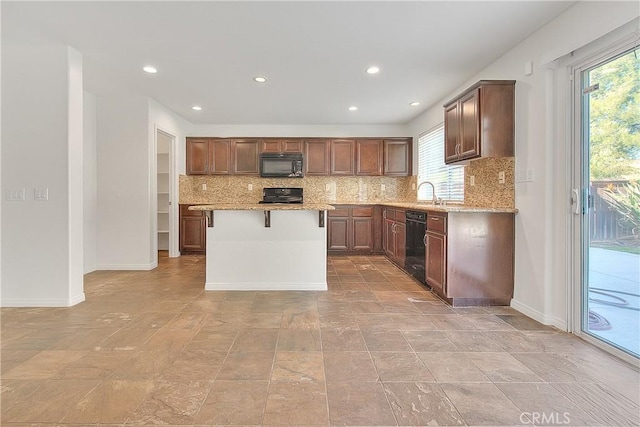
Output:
[
  {"xmin": 330, "ymin": 139, "xmax": 355, "ymax": 175},
  {"xmin": 356, "ymin": 139, "xmax": 383, "ymax": 176},
  {"xmin": 232, "ymin": 139, "xmax": 260, "ymax": 175},
  {"xmin": 261, "ymin": 139, "xmax": 303, "ymax": 153},
  {"xmin": 443, "ymin": 80, "xmax": 515, "ymax": 164},
  {"xmin": 186, "ymin": 138, "xmax": 209, "ymax": 175},
  {"xmin": 383, "ymin": 139, "xmax": 411, "ymax": 176},
  {"xmin": 186, "ymin": 137, "xmax": 231, "ymax": 175},
  {"xmin": 304, "ymin": 139, "xmax": 330, "ymax": 175}
]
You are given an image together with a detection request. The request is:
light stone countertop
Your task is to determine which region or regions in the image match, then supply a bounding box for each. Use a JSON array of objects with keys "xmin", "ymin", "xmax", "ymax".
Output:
[
  {"xmin": 366, "ymin": 202, "xmax": 518, "ymax": 214},
  {"xmin": 188, "ymin": 202, "xmax": 516, "ymax": 213},
  {"xmin": 188, "ymin": 203, "xmax": 336, "ymax": 211}
]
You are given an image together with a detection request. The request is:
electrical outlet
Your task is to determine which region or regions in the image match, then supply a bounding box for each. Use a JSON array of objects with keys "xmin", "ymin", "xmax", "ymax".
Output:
[
  {"xmin": 248, "ymin": 183, "xmax": 253, "ymax": 191},
  {"xmin": 498, "ymin": 171, "xmax": 505, "ymax": 184},
  {"xmin": 470, "ymin": 176, "xmax": 475, "ymax": 186},
  {"xmin": 411, "ymin": 182, "xmax": 416, "ymax": 190},
  {"xmin": 325, "ymin": 183, "xmax": 330, "ymax": 191},
  {"xmin": 381, "ymin": 184, "xmax": 386, "ymax": 191},
  {"xmin": 201, "ymin": 183, "xmax": 207, "ymax": 191}
]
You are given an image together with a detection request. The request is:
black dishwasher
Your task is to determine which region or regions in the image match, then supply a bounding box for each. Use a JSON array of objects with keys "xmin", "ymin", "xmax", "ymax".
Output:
[{"xmin": 405, "ymin": 211, "xmax": 427, "ymax": 286}]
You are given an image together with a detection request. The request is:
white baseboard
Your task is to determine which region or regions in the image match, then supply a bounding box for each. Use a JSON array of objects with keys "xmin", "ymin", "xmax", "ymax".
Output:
[
  {"xmin": 2, "ymin": 293, "xmax": 86, "ymax": 307},
  {"xmin": 205, "ymin": 282, "xmax": 328, "ymax": 291},
  {"xmin": 95, "ymin": 263, "xmax": 156, "ymax": 271},
  {"xmin": 510, "ymin": 298, "xmax": 567, "ymax": 330}
]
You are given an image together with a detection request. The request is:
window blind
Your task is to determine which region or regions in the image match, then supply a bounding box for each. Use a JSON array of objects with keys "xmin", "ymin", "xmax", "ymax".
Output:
[{"xmin": 417, "ymin": 125, "xmax": 464, "ymax": 201}]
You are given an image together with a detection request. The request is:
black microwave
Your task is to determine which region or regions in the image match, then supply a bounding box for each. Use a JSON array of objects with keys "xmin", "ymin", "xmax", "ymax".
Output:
[{"xmin": 259, "ymin": 153, "xmax": 304, "ymax": 178}]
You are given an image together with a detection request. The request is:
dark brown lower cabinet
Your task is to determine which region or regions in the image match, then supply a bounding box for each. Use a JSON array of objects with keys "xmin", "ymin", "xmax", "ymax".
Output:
[
  {"xmin": 382, "ymin": 207, "xmax": 406, "ymax": 268},
  {"xmin": 179, "ymin": 205, "xmax": 206, "ymax": 254},
  {"xmin": 327, "ymin": 205, "xmax": 380, "ymax": 254},
  {"xmin": 425, "ymin": 211, "xmax": 515, "ymax": 306}
]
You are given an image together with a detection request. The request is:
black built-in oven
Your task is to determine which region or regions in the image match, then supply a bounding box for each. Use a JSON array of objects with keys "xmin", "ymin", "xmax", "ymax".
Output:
[{"xmin": 405, "ymin": 211, "xmax": 427, "ymax": 286}]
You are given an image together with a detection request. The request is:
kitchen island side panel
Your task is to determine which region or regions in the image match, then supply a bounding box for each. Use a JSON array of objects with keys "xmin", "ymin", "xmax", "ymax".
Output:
[{"xmin": 205, "ymin": 210, "xmax": 327, "ymax": 290}]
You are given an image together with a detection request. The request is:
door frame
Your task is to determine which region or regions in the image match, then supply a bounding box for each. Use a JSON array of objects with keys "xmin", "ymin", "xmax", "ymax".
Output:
[
  {"xmin": 152, "ymin": 126, "xmax": 178, "ymax": 265},
  {"xmin": 568, "ymin": 37, "xmax": 639, "ymax": 365}
]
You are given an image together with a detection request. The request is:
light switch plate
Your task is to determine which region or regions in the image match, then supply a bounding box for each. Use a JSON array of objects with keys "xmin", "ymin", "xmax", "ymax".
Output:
[
  {"xmin": 6, "ymin": 188, "xmax": 26, "ymax": 201},
  {"xmin": 470, "ymin": 176, "xmax": 475, "ymax": 186},
  {"xmin": 498, "ymin": 171, "xmax": 505, "ymax": 184},
  {"xmin": 34, "ymin": 187, "xmax": 49, "ymax": 201},
  {"xmin": 248, "ymin": 184, "xmax": 253, "ymax": 191},
  {"xmin": 201, "ymin": 183, "xmax": 207, "ymax": 190}
]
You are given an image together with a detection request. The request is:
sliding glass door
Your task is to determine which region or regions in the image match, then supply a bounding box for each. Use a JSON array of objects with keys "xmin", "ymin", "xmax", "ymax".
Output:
[{"xmin": 577, "ymin": 46, "xmax": 639, "ymax": 358}]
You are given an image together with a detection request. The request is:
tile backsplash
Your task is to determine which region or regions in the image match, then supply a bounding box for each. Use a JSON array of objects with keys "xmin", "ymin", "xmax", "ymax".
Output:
[
  {"xmin": 463, "ymin": 157, "xmax": 515, "ymax": 209},
  {"xmin": 179, "ymin": 175, "xmax": 417, "ymax": 205},
  {"xmin": 179, "ymin": 157, "xmax": 515, "ymax": 208}
]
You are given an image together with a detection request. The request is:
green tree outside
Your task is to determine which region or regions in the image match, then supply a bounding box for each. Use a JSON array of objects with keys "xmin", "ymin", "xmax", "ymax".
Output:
[{"xmin": 588, "ymin": 48, "xmax": 640, "ymax": 180}]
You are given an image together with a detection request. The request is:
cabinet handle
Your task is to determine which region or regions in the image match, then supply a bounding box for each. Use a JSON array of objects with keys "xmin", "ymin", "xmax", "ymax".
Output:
[
  {"xmin": 431, "ymin": 218, "xmax": 440, "ymax": 221},
  {"xmin": 423, "ymin": 234, "xmax": 427, "ymax": 246},
  {"xmin": 383, "ymin": 211, "xmax": 386, "ymax": 219}
]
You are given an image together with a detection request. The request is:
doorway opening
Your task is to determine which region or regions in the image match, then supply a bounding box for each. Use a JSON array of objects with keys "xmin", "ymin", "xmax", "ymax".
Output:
[{"xmin": 155, "ymin": 128, "xmax": 176, "ymax": 264}]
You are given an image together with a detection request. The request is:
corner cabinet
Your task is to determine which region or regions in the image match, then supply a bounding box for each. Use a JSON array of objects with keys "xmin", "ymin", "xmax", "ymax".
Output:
[
  {"xmin": 444, "ymin": 80, "xmax": 515, "ymax": 164},
  {"xmin": 425, "ymin": 211, "xmax": 515, "ymax": 306},
  {"xmin": 327, "ymin": 205, "xmax": 381, "ymax": 254}
]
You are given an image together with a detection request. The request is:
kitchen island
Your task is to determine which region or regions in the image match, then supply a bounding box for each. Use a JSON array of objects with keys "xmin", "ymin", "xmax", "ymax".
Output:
[{"xmin": 189, "ymin": 203, "xmax": 335, "ymax": 291}]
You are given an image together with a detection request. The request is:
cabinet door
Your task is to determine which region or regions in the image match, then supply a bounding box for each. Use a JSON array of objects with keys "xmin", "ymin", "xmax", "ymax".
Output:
[
  {"xmin": 425, "ymin": 231, "xmax": 446, "ymax": 295},
  {"xmin": 444, "ymin": 103, "xmax": 460, "ymax": 163},
  {"xmin": 304, "ymin": 139, "xmax": 330, "ymax": 175},
  {"xmin": 327, "ymin": 217, "xmax": 349, "ymax": 251},
  {"xmin": 232, "ymin": 139, "xmax": 260, "ymax": 174},
  {"xmin": 352, "ymin": 217, "xmax": 373, "ymax": 252},
  {"xmin": 281, "ymin": 139, "xmax": 303, "ymax": 153},
  {"xmin": 459, "ymin": 88, "xmax": 481, "ymax": 160},
  {"xmin": 186, "ymin": 138, "xmax": 209, "ymax": 175},
  {"xmin": 260, "ymin": 139, "xmax": 280, "ymax": 153},
  {"xmin": 356, "ymin": 139, "xmax": 382, "ymax": 176},
  {"xmin": 180, "ymin": 206, "xmax": 206, "ymax": 253},
  {"xmin": 330, "ymin": 139, "xmax": 355, "ymax": 175},
  {"xmin": 383, "ymin": 217, "xmax": 395, "ymax": 259},
  {"xmin": 384, "ymin": 139, "xmax": 411, "ymax": 176},
  {"xmin": 209, "ymin": 139, "xmax": 231, "ymax": 174}
]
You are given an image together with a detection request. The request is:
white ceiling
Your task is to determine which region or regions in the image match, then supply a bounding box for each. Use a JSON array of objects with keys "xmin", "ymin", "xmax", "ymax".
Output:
[{"xmin": 2, "ymin": 1, "xmax": 576, "ymax": 125}]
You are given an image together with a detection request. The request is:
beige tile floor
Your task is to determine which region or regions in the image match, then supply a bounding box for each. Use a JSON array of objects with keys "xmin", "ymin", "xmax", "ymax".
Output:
[{"xmin": 1, "ymin": 255, "xmax": 639, "ymax": 426}]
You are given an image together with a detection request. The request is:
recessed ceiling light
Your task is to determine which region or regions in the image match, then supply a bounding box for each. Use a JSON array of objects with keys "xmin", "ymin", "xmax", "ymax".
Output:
[
  {"xmin": 254, "ymin": 76, "xmax": 267, "ymax": 83},
  {"xmin": 366, "ymin": 66, "xmax": 380, "ymax": 74},
  {"xmin": 192, "ymin": 106, "xmax": 202, "ymax": 111},
  {"xmin": 143, "ymin": 66, "xmax": 157, "ymax": 74},
  {"xmin": 410, "ymin": 101, "xmax": 420, "ymax": 107},
  {"xmin": 348, "ymin": 106, "xmax": 358, "ymax": 111}
]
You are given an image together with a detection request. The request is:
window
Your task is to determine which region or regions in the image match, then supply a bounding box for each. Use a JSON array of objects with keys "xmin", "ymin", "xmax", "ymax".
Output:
[{"xmin": 417, "ymin": 125, "xmax": 464, "ymax": 201}]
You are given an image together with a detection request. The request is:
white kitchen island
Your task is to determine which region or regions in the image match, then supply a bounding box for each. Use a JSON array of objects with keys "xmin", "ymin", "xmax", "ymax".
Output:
[{"xmin": 189, "ymin": 204, "xmax": 335, "ymax": 291}]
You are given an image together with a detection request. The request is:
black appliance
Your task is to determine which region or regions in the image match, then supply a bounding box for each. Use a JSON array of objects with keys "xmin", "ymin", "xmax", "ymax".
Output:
[
  {"xmin": 259, "ymin": 153, "xmax": 304, "ymax": 178},
  {"xmin": 405, "ymin": 211, "xmax": 427, "ymax": 286},
  {"xmin": 259, "ymin": 187, "xmax": 304, "ymax": 204}
]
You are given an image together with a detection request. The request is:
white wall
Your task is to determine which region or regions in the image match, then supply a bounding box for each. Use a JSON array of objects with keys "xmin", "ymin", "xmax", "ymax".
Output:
[
  {"xmin": 407, "ymin": 1, "xmax": 639, "ymax": 328},
  {"xmin": 96, "ymin": 96, "xmax": 153, "ymax": 269},
  {"xmin": 83, "ymin": 92, "xmax": 97, "ymax": 273},
  {"xmin": 1, "ymin": 37, "xmax": 85, "ymax": 306}
]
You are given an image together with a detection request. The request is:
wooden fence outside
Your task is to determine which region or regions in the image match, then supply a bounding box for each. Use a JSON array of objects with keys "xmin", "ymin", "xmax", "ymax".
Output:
[{"xmin": 590, "ymin": 180, "xmax": 635, "ymax": 241}]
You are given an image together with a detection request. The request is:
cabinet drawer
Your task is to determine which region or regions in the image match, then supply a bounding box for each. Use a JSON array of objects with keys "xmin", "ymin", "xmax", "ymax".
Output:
[
  {"xmin": 426, "ymin": 214, "xmax": 447, "ymax": 234},
  {"xmin": 351, "ymin": 206, "xmax": 373, "ymax": 217},
  {"xmin": 394, "ymin": 209, "xmax": 406, "ymax": 223},
  {"xmin": 329, "ymin": 207, "xmax": 350, "ymax": 217}
]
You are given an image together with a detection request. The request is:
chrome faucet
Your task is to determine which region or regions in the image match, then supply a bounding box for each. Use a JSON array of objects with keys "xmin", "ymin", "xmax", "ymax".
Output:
[{"xmin": 417, "ymin": 181, "xmax": 437, "ymax": 205}]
